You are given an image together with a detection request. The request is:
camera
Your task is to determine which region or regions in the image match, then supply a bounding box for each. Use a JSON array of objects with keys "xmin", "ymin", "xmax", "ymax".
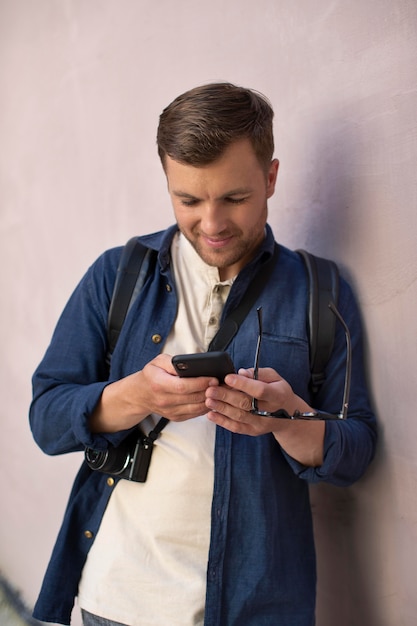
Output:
[{"xmin": 85, "ymin": 428, "xmax": 153, "ymax": 483}]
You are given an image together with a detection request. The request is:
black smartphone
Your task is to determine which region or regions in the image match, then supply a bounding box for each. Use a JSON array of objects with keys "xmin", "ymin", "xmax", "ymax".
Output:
[{"xmin": 172, "ymin": 351, "xmax": 235, "ymax": 383}]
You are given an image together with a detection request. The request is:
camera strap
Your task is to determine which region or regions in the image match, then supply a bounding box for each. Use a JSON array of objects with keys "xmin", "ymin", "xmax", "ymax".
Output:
[{"xmin": 143, "ymin": 416, "xmax": 169, "ymax": 445}]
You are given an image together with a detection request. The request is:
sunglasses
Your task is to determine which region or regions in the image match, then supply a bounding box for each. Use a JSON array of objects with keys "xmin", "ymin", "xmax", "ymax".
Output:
[{"xmin": 250, "ymin": 304, "xmax": 351, "ymax": 420}]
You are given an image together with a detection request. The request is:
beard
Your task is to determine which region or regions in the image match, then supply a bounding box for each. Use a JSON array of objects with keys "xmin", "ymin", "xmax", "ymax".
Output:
[{"xmin": 180, "ymin": 225, "xmax": 266, "ymax": 274}]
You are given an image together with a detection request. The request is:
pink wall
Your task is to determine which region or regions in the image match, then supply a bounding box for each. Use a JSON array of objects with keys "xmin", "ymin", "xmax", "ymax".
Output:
[{"xmin": 1, "ymin": 1, "xmax": 416, "ymax": 624}]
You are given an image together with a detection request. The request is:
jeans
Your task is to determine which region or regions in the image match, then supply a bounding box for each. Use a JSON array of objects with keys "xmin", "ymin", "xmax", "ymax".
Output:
[{"xmin": 81, "ymin": 609, "xmax": 129, "ymax": 626}]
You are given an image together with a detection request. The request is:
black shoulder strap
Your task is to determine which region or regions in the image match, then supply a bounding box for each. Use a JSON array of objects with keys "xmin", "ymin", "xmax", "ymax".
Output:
[
  {"xmin": 208, "ymin": 244, "xmax": 280, "ymax": 352},
  {"xmin": 297, "ymin": 249, "xmax": 340, "ymax": 394},
  {"xmin": 106, "ymin": 237, "xmax": 157, "ymax": 364}
]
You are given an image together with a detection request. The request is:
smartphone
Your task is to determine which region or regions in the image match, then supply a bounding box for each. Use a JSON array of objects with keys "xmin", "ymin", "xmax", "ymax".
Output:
[{"xmin": 172, "ymin": 351, "xmax": 235, "ymax": 383}]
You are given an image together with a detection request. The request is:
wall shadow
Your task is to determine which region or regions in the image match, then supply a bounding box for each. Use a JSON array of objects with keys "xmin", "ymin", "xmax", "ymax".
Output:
[{"xmin": 300, "ymin": 113, "xmax": 383, "ymax": 626}]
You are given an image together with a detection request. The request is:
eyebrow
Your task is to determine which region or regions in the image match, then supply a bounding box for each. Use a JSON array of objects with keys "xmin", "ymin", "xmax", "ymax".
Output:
[
  {"xmin": 172, "ymin": 187, "xmax": 253, "ymax": 200},
  {"xmin": 172, "ymin": 191, "xmax": 198, "ymax": 200}
]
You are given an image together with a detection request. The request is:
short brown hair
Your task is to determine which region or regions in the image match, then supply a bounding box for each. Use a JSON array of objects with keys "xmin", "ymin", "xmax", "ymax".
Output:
[{"xmin": 157, "ymin": 82, "xmax": 274, "ymax": 171}]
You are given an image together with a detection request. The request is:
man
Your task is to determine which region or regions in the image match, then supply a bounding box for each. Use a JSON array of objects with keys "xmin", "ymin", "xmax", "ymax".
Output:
[{"xmin": 30, "ymin": 83, "xmax": 377, "ymax": 626}]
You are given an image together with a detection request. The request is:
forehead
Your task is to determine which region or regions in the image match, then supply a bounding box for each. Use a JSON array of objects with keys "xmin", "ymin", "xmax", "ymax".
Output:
[{"xmin": 165, "ymin": 139, "xmax": 266, "ymax": 194}]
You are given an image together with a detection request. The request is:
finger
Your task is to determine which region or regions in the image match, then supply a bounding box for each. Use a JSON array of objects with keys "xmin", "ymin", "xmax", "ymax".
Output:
[
  {"xmin": 206, "ymin": 410, "xmax": 246, "ymax": 433},
  {"xmin": 151, "ymin": 353, "xmax": 178, "ymax": 375},
  {"xmin": 155, "ymin": 388, "xmax": 212, "ymax": 420},
  {"xmin": 205, "ymin": 383, "xmax": 253, "ymax": 410},
  {"xmin": 226, "ymin": 368, "xmax": 282, "ymax": 388},
  {"xmin": 205, "ymin": 393, "xmax": 252, "ymax": 419},
  {"xmin": 170, "ymin": 375, "xmax": 219, "ymax": 397},
  {"xmin": 143, "ymin": 373, "xmax": 214, "ymax": 419},
  {"xmin": 221, "ymin": 373, "xmax": 265, "ymax": 400},
  {"xmin": 206, "ymin": 408, "xmax": 274, "ymax": 437}
]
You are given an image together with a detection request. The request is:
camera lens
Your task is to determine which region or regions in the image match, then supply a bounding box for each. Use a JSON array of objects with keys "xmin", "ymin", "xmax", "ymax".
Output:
[
  {"xmin": 85, "ymin": 443, "xmax": 132, "ymax": 475},
  {"xmin": 85, "ymin": 448, "xmax": 109, "ymax": 470}
]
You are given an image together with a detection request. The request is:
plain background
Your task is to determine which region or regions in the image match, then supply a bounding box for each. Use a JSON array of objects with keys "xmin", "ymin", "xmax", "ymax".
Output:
[{"xmin": 1, "ymin": 1, "xmax": 416, "ymax": 624}]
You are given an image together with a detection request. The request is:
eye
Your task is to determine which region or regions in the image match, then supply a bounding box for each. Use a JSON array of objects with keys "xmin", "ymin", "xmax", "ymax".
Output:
[
  {"xmin": 179, "ymin": 198, "xmax": 199, "ymax": 207},
  {"xmin": 225, "ymin": 196, "xmax": 248, "ymax": 205}
]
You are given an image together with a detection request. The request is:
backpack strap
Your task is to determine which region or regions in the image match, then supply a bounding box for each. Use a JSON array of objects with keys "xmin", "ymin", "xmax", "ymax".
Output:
[
  {"xmin": 297, "ymin": 249, "xmax": 340, "ymax": 395},
  {"xmin": 106, "ymin": 237, "xmax": 157, "ymax": 365}
]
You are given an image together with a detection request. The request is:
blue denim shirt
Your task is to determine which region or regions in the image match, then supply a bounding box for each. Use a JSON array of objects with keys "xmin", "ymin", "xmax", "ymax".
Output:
[{"xmin": 30, "ymin": 224, "xmax": 376, "ymax": 625}]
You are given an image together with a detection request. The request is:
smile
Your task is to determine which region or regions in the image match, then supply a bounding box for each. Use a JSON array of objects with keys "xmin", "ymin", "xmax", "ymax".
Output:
[{"xmin": 201, "ymin": 235, "xmax": 234, "ymax": 249}]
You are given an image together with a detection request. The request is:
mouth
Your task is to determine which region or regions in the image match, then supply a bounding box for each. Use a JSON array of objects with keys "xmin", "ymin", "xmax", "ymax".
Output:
[{"xmin": 201, "ymin": 234, "xmax": 234, "ymax": 249}]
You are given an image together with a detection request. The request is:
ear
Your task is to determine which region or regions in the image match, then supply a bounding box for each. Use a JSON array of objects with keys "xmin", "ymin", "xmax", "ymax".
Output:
[{"xmin": 266, "ymin": 159, "xmax": 279, "ymax": 198}]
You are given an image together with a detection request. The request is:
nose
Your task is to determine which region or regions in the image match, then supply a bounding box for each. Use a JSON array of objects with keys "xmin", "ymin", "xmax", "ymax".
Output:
[{"xmin": 200, "ymin": 201, "xmax": 228, "ymax": 235}]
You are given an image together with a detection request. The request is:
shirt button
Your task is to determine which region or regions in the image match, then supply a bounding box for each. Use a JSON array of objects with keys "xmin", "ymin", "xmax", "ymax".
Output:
[
  {"xmin": 107, "ymin": 477, "xmax": 115, "ymax": 487},
  {"xmin": 152, "ymin": 334, "xmax": 162, "ymax": 344},
  {"xmin": 209, "ymin": 317, "xmax": 217, "ymax": 326},
  {"xmin": 84, "ymin": 530, "xmax": 93, "ymax": 539}
]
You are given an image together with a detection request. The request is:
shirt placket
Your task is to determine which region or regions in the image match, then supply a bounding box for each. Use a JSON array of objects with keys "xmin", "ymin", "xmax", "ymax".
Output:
[{"xmin": 204, "ymin": 283, "xmax": 229, "ymax": 348}]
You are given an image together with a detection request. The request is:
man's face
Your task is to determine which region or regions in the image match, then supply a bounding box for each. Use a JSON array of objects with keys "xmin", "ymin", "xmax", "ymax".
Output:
[{"xmin": 165, "ymin": 139, "xmax": 279, "ymax": 280}]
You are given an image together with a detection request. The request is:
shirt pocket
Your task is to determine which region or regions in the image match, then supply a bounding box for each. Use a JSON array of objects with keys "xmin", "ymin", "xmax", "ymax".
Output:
[{"xmin": 255, "ymin": 332, "xmax": 311, "ymax": 398}]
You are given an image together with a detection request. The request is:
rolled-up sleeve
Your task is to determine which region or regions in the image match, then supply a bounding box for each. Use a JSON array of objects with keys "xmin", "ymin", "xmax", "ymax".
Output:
[{"xmin": 282, "ymin": 277, "xmax": 377, "ymax": 486}]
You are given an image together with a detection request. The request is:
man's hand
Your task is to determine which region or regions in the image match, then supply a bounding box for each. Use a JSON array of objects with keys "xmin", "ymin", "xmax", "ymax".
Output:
[
  {"xmin": 205, "ymin": 367, "xmax": 325, "ymax": 467},
  {"xmin": 89, "ymin": 354, "xmax": 219, "ymax": 433}
]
